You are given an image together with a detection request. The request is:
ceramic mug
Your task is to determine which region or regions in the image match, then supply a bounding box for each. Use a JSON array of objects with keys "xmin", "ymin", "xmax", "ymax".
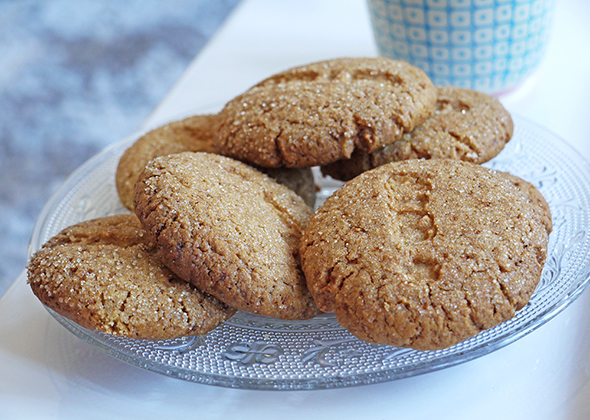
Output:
[{"xmin": 367, "ymin": 0, "xmax": 555, "ymax": 93}]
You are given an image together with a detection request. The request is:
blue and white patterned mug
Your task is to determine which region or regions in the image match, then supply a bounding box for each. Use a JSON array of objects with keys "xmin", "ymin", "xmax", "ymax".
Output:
[{"xmin": 367, "ymin": 0, "xmax": 554, "ymax": 93}]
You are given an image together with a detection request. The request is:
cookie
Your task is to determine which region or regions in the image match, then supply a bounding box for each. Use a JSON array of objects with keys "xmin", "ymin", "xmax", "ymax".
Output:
[
  {"xmin": 499, "ymin": 171, "xmax": 553, "ymax": 234},
  {"xmin": 262, "ymin": 166, "xmax": 317, "ymax": 208},
  {"xmin": 300, "ymin": 159, "xmax": 548, "ymax": 350},
  {"xmin": 116, "ymin": 114, "xmax": 219, "ymax": 210},
  {"xmin": 133, "ymin": 152, "xmax": 320, "ymax": 320},
  {"xmin": 27, "ymin": 214, "xmax": 236, "ymax": 340},
  {"xmin": 322, "ymin": 86, "xmax": 514, "ymax": 181},
  {"xmin": 216, "ymin": 57, "xmax": 437, "ymax": 168},
  {"xmin": 116, "ymin": 114, "xmax": 317, "ymax": 209}
]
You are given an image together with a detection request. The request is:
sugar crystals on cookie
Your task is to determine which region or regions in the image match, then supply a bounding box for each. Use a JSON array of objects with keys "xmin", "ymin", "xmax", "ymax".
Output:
[
  {"xmin": 322, "ymin": 85, "xmax": 514, "ymax": 181},
  {"xmin": 134, "ymin": 152, "xmax": 321, "ymax": 320},
  {"xmin": 27, "ymin": 214, "xmax": 236, "ymax": 340},
  {"xmin": 216, "ymin": 57, "xmax": 437, "ymax": 168},
  {"xmin": 300, "ymin": 159, "xmax": 549, "ymax": 350}
]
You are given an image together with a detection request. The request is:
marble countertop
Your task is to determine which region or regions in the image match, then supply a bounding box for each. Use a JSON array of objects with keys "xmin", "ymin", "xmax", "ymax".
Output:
[{"xmin": 0, "ymin": 0, "xmax": 241, "ymax": 298}]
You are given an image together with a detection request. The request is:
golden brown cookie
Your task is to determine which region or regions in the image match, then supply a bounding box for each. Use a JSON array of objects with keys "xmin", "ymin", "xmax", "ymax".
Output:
[
  {"xmin": 300, "ymin": 159, "xmax": 548, "ymax": 350},
  {"xmin": 262, "ymin": 166, "xmax": 317, "ymax": 208},
  {"xmin": 115, "ymin": 114, "xmax": 317, "ymax": 209},
  {"xmin": 499, "ymin": 171, "xmax": 552, "ymax": 234},
  {"xmin": 322, "ymin": 86, "xmax": 514, "ymax": 181},
  {"xmin": 134, "ymin": 152, "xmax": 320, "ymax": 320},
  {"xmin": 216, "ymin": 57, "xmax": 437, "ymax": 168},
  {"xmin": 116, "ymin": 114, "xmax": 219, "ymax": 210},
  {"xmin": 27, "ymin": 214, "xmax": 236, "ymax": 340}
]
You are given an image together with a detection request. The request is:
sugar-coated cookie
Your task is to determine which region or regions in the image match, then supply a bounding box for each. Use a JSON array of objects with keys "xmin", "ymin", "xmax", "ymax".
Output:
[
  {"xmin": 116, "ymin": 114, "xmax": 219, "ymax": 210},
  {"xmin": 322, "ymin": 86, "xmax": 513, "ymax": 181},
  {"xmin": 28, "ymin": 214, "xmax": 236, "ymax": 340},
  {"xmin": 217, "ymin": 57, "xmax": 437, "ymax": 168},
  {"xmin": 116, "ymin": 114, "xmax": 317, "ymax": 209},
  {"xmin": 499, "ymin": 171, "xmax": 552, "ymax": 234},
  {"xmin": 300, "ymin": 159, "xmax": 548, "ymax": 350},
  {"xmin": 134, "ymin": 152, "xmax": 321, "ymax": 320}
]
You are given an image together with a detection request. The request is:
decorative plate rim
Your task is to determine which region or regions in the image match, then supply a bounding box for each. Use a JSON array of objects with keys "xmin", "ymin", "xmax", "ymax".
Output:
[{"xmin": 29, "ymin": 114, "xmax": 590, "ymax": 390}]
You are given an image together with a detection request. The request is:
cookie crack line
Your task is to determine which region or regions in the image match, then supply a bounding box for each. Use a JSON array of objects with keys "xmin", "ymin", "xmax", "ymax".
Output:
[
  {"xmin": 462, "ymin": 290, "xmax": 486, "ymax": 333},
  {"xmin": 445, "ymin": 128, "xmax": 480, "ymax": 158},
  {"xmin": 217, "ymin": 57, "xmax": 437, "ymax": 169},
  {"xmin": 118, "ymin": 290, "xmax": 131, "ymax": 318},
  {"xmin": 352, "ymin": 69, "xmax": 403, "ymax": 86},
  {"xmin": 204, "ymin": 151, "xmax": 309, "ymax": 230},
  {"xmin": 261, "ymin": 188, "xmax": 306, "ymax": 231},
  {"xmin": 266, "ymin": 69, "xmax": 321, "ymax": 85}
]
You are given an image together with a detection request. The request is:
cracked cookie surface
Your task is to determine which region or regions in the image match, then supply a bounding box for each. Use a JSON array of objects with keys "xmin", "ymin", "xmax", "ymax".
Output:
[
  {"xmin": 322, "ymin": 86, "xmax": 513, "ymax": 181},
  {"xmin": 300, "ymin": 159, "xmax": 548, "ymax": 350},
  {"xmin": 134, "ymin": 152, "xmax": 320, "ymax": 320},
  {"xmin": 27, "ymin": 214, "xmax": 236, "ymax": 340},
  {"xmin": 116, "ymin": 114, "xmax": 317, "ymax": 210},
  {"xmin": 216, "ymin": 57, "xmax": 437, "ymax": 168}
]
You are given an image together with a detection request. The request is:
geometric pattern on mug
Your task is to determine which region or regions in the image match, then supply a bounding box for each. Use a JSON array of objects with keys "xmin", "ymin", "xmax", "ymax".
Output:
[{"xmin": 368, "ymin": 0, "xmax": 554, "ymax": 92}]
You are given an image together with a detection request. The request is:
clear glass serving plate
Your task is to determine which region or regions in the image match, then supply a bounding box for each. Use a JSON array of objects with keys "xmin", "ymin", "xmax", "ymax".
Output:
[{"xmin": 29, "ymin": 115, "xmax": 590, "ymax": 390}]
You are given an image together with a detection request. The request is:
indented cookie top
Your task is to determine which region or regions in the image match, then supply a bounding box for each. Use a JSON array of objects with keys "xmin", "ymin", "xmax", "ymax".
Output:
[
  {"xmin": 116, "ymin": 114, "xmax": 220, "ymax": 210},
  {"xmin": 322, "ymin": 86, "xmax": 514, "ymax": 181},
  {"xmin": 300, "ymin": 159, "xmax": 548, "ymax": 350},
  {"xmin": 216, "ymin": 57, "xmax": 437, "ymax": 168},
  {"xmin": 133, "ymin": 152, "xmax": 321, "ymax": 320},
  {"xmin": 27, "ymin": 214, "xmax": 236, "ymax": 340}
]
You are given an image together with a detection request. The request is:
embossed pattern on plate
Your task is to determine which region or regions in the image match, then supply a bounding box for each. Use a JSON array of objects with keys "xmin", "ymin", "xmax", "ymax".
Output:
[{"xmin": 30, "ymin": 116, "xmax": 590, "ymax": 390}]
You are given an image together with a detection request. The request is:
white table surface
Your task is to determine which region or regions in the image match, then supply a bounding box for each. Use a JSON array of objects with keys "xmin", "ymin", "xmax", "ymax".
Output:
[{"xmin": 3, "ymin": 0, "xmax": 590, "ymax": 419}]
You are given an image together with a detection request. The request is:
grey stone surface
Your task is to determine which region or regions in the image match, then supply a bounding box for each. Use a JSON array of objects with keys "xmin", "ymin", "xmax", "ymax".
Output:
[{"xmin": 0, "ymin": 0, "xmax": 241, "ymax": 298}]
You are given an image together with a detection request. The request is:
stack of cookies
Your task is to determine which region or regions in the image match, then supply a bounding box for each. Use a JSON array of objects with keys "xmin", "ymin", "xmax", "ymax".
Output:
[{"xmin": 28, "ymin": 57, "xmax": 551, "ymax": 351}]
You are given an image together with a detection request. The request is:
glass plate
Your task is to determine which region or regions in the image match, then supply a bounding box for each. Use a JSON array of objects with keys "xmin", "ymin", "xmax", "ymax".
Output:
[{"xmin": 29, "ymin": 115, "xmax": 590, "ymax": 390}]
